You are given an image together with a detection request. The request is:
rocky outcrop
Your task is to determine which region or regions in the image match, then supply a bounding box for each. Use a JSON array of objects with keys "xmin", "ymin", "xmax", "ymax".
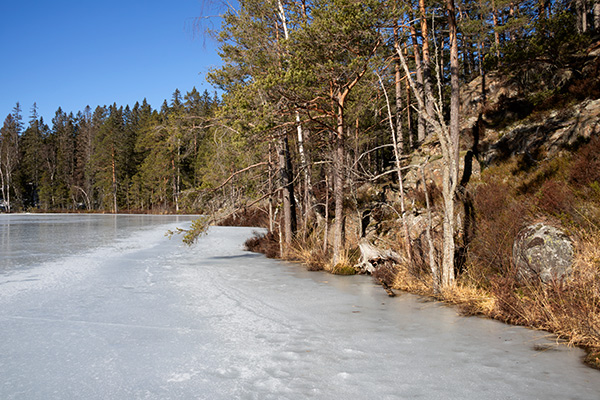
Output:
[
  {"xmin": 513, "ymin": 223, "xmax": 574, "ymax": 284},
  {"xmin": 459, "ymin": 42, "xmax": 600, "ymax": 167},
  {"xmin": 484, "ymin": 99, "xmax": 600, "ymax": 165}
]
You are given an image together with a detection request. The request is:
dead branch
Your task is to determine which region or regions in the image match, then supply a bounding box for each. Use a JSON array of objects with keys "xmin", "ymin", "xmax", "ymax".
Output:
[{"xmin": 210, "ymin": 162, "xmax": 269, "ymax": 192}]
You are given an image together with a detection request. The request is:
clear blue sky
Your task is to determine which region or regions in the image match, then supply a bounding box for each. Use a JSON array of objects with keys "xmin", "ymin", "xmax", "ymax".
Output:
[{"xmin": 0, "ymin": 0, "xmax": 225, "ymax": 125}]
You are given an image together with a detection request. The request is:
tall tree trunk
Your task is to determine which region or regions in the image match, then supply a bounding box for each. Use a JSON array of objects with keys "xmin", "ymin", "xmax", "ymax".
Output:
[
  {"xmin": 396, "ymin": 3, "xmax": 460, "ymax": 289},
  {"xmin": 409, "ymin": 22, "xmax": 426, "ymax": 144},
  {"xmin": 268, "ymin": 142, "xmax": 275, "ymax": 232},
  {"xmin": 278, "ymin": 0, "xmax": 313, "ymax": 235},
  {"xmin": 406, "ymin": 74, "xmax": 413, "ymax": 149},
  {"xmin": 278, "ymin": 132, "xmax": 297, "ymax": 248},
  {"xmin": 332, "ymin": 99, "xmax": 346, "ymax": 265},
  {"xmin": 443, "ymin": 0, "xmax": 460, "ymax": 288},
  {"xmin": 296, "ymin": 113, "xmax": 314, "ymax": 234},
  {"xmin": 323, "ymin": 173, "xmax": 329, "ymax": 252},
  {"xmin": 492, "ymin": 0, "xmax": 501, "ymax": 57},
  {"xmin": 576, "ymin": 0, "xmax": 589, "ymax": 33},
  {"xmin": 0, "ymin": 168, "xmax": 11, "ymax": 213},
  {"xmin": 394, "ymin": 24, "xmax": 404, "ymax": 154},
  {"xmin": 420, "ymin": 165, "xmax": 438, "ymax": 293},
  {"xmin": 6, "ymin": 170, "xmax": 11, "ymax": 213},
  {"xmin": 419, "ymin": 0, "xmax": 434, "ymax": 140}
]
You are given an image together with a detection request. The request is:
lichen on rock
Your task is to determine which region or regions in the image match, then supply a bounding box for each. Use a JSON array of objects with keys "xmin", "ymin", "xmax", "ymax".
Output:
[{"xmin": 513, "ymin": 223, "xmax": 574, "ymax": 284}]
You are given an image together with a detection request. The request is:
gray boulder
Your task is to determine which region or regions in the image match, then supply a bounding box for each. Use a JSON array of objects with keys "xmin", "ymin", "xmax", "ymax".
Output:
[{"xmin": 513, "ymin": 223, "xmax": 574, "ymax": 284}]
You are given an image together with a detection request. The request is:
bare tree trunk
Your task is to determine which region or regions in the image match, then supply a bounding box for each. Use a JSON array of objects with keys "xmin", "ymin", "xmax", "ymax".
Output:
[
  {"xmin": 419, "ymin": 0, "xmax": 434, "ymax": 139},
  {"xmin": 577, "ymin": 0, "xmax": 590, "ymax": 33},
  {"xmin": 406, "ymin": 74, "xmax": 413, "ymax": 149},
  {"xmin": 409, "ymin": 21, "xmax": 426, "ymax": 144},
  {"xmin": 277, "ymin": 0, "xmax": 314, "ymax": 236},
  {"xmin": 332, "ymin": 102, "xmax": 345, "ymax": 265},
  {"xmin": 268, "ymin": 143, "xmax": 275, "ymax": 232},
  {"xmin": 296, "ymin": 114, "xmax": 314, "ymax": 235},
  {"xmin": 396, "ymin": 3, "xmax": 460, "ymax": 289},
  {"xmin": 376, "ymin": 71, "xmax": 412, "ymax": 261},
  {"xmin": 420, "ymin": 164, "xmax": 438, "ymax": 293},
  {"xmin": 443, "ymin": 0, "xmax": 460, "ymax": 287},
  {"xmin": 175, "ymin": 140, "xmax": 181, "ymax": 213},
  {"xmin": 323, "ymin": 173, "xmax": 329, "ymax": 253},
  {"xmin": 4, "ymin": 171, "xmax": 11, "ymax": 213},
  {"xmin": 394, "ymin": 24, "xmax": 404, "ymax": 154},
  {"xmin": 492, "ymin": 0, "xmax": 501, "ymax": 57},
  {"xmin": 278, "ymin": 132, "xmax": 297, "ymax": 247}
]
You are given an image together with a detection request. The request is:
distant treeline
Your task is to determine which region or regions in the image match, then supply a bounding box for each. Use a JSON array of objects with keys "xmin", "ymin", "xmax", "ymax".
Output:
[{"xmin": 0, "ymin": 89, "xmax": 220, "ymax": 213}]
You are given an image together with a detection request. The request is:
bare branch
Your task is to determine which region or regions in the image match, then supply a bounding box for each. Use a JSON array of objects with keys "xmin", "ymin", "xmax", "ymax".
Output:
[{"xmin": 210, "ymin": 161, "xmax": 269, "ymax": 192}]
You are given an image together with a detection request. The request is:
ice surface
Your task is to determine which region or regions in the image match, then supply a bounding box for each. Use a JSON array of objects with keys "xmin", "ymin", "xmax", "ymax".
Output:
[{"xmin": 1, "ymin": 215, "xmax": 599, "ymax": 399}]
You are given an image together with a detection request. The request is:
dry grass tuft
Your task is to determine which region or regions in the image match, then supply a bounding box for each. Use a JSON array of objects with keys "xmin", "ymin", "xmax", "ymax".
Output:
[
  {"xmin": 391, "ymin": 262, "xmax": 433, "ymax": 296},
  {"xmin": 324, "ymin": 247, "xmax": 359, "ymax": 275},
  {"xmin": 288, "ymin": 233, "xmax": 329, "ymax": 271},
  {"xmin": 441, "ymin": 284, "xmax": 497, "ymax": 316}
]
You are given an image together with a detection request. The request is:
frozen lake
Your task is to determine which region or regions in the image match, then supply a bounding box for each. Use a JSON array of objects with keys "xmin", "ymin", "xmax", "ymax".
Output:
[{"xmin": 1, "ymin": 214, "xmax": 599, "ymax": 399}]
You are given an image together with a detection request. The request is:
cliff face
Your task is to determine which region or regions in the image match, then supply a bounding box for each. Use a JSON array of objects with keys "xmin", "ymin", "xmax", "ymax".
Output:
[
  {"xmin": 459, "ymin": 41, "xmax": 600, "ymax": 168},
  {"xmin": 483, "ymin": 98, "xmax": 600, "ymax": 164}
]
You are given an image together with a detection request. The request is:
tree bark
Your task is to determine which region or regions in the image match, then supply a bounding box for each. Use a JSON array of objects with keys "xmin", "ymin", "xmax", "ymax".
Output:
[
  {"xmin": 394, "ymin": 24, "xmax": 404, "ymax": 154},
  {"xmin": 420, "ymin": 165, "xmax": 439, "ymax": 293},
  {"xmin": 443, "ymin": 0, "xmax": 460, "ymax": 288},
  {"xmin": 409, "ymin": 21, "xmax": 426, "ymax": 144},
  {"xmin": 332, "ymin": 100, "xmax": 345, "ymax": 265},
  {"xmin": 278, "ymin": 132, "xmax": 297, "ymax": 247},
  {"xmin": 492, "ymin": 0, "xmax": 501, "ymax": 57},
  {"xmin": 419, "ymin": 0, "xmax": 434, "ymax": 140},
  {"xmin": 268, "ymin": 143, "xmax": 275, "ymax": 232},
  {"xmin": 296, "ymin": 113, "xmax": 315, "ymax": 234},
  {"xmin": 323, "ymin": 173, "xmax": 329, "ymax": 253},
  {"xmin": 576, "ymin": 0, "xmax": 589, "ymax": 33}
]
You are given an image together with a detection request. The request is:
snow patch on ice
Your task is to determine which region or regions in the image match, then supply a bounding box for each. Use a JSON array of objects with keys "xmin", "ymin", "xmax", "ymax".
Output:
[
  {"xmin": 167, "ymin": 370, "xmax": 199, "ymax": 382},
  {"xmin": 336, "ymin": 372, "xmax": 351, "ymax": 379},
  {"xmin": 214, "ymin": 367, "xmax": 242, "ymax": 379}
]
